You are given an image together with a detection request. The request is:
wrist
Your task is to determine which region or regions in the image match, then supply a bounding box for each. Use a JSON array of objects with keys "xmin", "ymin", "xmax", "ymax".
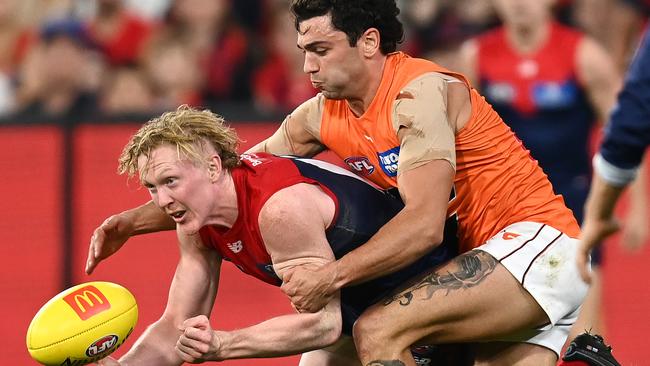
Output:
[
  {"xmin": 212, "ymin": 330, "xmax": 232, "ymax": 360},
  {"xmin": 328, "ymin": 260, "xmax": 347, "ymax": 292},
  {"xmin": 117, "ymin": 210, "xmax": 138, "ymax": 235}
]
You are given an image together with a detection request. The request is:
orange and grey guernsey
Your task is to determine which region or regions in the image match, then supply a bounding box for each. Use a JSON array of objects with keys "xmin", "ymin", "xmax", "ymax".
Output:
[{"xmin": 320, "ymin": 52, "xmax": 580, "ymax": 252}]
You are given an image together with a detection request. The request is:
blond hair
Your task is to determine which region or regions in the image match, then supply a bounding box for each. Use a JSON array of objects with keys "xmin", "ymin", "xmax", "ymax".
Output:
[{"xmin": 118, "ymin": 105, "xmax": 240, "ymax": 178}]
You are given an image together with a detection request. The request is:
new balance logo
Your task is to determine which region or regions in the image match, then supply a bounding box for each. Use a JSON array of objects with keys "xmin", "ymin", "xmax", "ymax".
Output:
[{"xmin": 227, "ymin": 240, "xmax": 243, "ymax": 253}]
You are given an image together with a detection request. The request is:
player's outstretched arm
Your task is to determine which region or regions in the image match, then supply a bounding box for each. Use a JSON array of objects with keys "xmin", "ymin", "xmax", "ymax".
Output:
[
  {"xmin": 86, "ymin": 201, "xmax": 176, "ymax": 274},
  {"xmin": 246, "ymin": 96, "xmax": 326, "ymax": 157},
  {"xmin": 177, "ymin": 293, "xmax": 342, "ymax": 360},
  {"xmin": 115, "ymin": 230, "xmax": 222, "ymax": 365}
]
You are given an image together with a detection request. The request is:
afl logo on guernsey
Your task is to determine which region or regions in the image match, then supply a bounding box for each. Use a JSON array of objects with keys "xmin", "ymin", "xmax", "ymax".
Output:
[
  {"xmin": 377, "ymin": 146, "xmax": 400, "ymax": 177},
  {"xmin": 344, "ymin": 156, "xmax": 375, "ymax": 176}
]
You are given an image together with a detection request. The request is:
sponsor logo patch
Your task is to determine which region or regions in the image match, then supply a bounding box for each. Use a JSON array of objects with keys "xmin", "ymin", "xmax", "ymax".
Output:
[
  {"xmin": 532, "ymin": 81, "xmax": 578, "ymax": 108},
  {"xmin": 377, "ymin": 146, "xmax": 400, "ymax": 177},
  {"xmin": 240, "ymin": 154, "xmax": 264, "ymax": 167},
  {"xmin": 344, "ymin": 156, "xmax": 375, "ymax": 176},
  {"xmin": 502, "ymin": 232, "xmax": 521, "ymax": 240},
  {"xmin": 63, "ymin": 285, "xmax": 111, "ymax": 320},
  {"xmin": 85, "ymin": 335, "xmax": 118, "ymax": 357},
  {"xmin": 227, "ymin": 240, "xmax": 243, "ymax": 253}
]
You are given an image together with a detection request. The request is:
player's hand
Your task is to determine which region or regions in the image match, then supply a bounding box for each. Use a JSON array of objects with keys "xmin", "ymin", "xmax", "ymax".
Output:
[
  {"xmin": 281, "ymin": 263, "xmax": 337, "ymax": 313},
  {"xmin": 176, "ymin": 315, "xmax": 224, "ymax": 363},
  {"xmin": 96, "ymin": 356, "xmax": 121, "ymax": 365},
  {"xmin": 577, "ymin": 217, "xmax": 620, "ymax": 283},
  {"xmin": 86, "ymin": 214, "xmax": 135, "ymax": 274}
]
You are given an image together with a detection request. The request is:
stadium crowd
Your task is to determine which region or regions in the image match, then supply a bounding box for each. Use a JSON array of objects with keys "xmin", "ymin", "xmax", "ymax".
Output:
[{"xmin": 0, "ymin": 0, "xmax": 646, "ymax": 125}]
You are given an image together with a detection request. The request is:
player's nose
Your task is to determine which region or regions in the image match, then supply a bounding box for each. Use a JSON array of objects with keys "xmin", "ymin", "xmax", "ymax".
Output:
[{"xmin": 303, "ymin": 52, "xmax": 319, "ymax": 74}]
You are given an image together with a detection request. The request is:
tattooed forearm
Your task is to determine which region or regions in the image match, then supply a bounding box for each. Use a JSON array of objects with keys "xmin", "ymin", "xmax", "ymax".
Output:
[
  {"xmin": 366, "ymin": 361, "xmax": 406, "ymax": 366},
  {"xmin": 383, "ymin": 251, "xmax": 498, "ymax": 306}
]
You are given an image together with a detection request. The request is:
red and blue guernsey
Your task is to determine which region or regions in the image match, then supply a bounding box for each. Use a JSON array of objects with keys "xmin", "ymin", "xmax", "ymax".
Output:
[
  {"xmin": 476, "ymin": 22, "xmax": 596, "ymax": 222},
  {"xmin": 198, "ymin": 153, "xmax": 456, "ymax": 334}
]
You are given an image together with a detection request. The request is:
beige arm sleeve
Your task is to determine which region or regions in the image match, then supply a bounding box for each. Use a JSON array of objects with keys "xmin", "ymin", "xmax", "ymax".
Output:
[
  {"xmin": 246, "ymin": 95, "xmax": 327, "ymax": 158},
  {"xmin": 393, "ymin": 73, "xmax": 457, "ymax": 175}
]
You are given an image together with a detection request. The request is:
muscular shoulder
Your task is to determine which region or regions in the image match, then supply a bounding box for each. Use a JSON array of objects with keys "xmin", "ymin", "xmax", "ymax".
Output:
[
  {"xmin": 291, "ymin": 94, "xmax": 326, "ymax": 141},
  {"xmin": 259, "ymin": 184, "xmax": 333, "ymax": 230},
  {"xmin": 394, "ymin": 72, "xmax": 469, "ymax": 128},
  {"xmin": 258, "ymin": 184, "xmax": 335, "ymax": 266}
]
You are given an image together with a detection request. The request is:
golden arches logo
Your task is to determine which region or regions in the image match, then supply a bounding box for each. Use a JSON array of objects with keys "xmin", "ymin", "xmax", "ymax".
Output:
[{"xmin": 63, "ymin": 285, "xmax": 111, "ymax": 320}]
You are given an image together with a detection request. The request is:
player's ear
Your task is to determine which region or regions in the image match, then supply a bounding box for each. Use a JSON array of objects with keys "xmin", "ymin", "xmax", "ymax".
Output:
[
  {"xmin": 360, "ymin": 28, "xmax": 380, "ymax": 57},
  {"xmin": 207, "ymin": 154, "xmax": 223, "ymax": 182}
]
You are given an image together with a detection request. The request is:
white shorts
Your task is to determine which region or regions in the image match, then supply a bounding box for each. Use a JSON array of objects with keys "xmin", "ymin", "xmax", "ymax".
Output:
[{"xmin": 476, "ymin": 221, "xmax": 589, "ymax": 356}]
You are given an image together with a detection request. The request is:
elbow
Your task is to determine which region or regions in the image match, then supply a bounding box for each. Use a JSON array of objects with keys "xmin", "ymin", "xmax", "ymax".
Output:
[
  {"xmin": 320, "ymin": 324, "xmax": 342, "ymax": 348},
  {"xmin": 314, "ymin": 312, "xmax": 342, "ymax": 348},
  {"xmin": 419, "ymin": 223, "xmax": 444, "ymax": 252},
  {"xmin": 404, "ymin": 205, "xmax": 446, "ymax": 252}
]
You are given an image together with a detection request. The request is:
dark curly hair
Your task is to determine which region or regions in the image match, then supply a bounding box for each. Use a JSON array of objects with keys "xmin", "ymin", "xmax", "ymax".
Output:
[{"xmin": 291, "ymin": 0, "xmax": 404, "ymax": 54}]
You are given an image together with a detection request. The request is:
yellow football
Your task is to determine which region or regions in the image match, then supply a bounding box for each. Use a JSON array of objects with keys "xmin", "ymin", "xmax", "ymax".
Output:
[{"xmin": 26, "ymin": 281, "xmax": 138, "ymax": 366}]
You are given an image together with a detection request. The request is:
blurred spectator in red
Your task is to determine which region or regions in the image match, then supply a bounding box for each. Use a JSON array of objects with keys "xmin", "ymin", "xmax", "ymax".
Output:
[
  {"xmin": 142, "ymin": 34, "xmax": 202, "ymax": 111},
  {"xmin": 100, "ymin": 65, "xmax": 156, "ymax": 119},
  {"xmin": 399, "ymin": 0, "xmax": 496, "ymax": 70},
  {"xmin": 252, "ymin": 1, "xmax": 316, "ymax": 115},
  {"xmin": 0, "ymin": 0, "xmax": 35, "ymax": 73},
  {"xmin": 86, "ymin": 0, "xmax": 154, "ymax": 66},
  {"xmin": 0, "ymin": 0, "xmax": 36, "ymax": 116},
  {"xmin": 160, "ymin": 0, "xmax": 253, "ymax": 103},
  {"xmin": 12, "ymin": 18, "xmax": 103, "ymax": 124}
]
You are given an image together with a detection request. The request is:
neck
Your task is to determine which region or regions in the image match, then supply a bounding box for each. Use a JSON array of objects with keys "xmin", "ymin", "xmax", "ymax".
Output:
[
  {"xmin": 206, "ymin": 170, "xmax": 239, "ymax": 228},
  {"xmin": 506, "ymin": 19, "xmax": 551, "ymax": 55},
  {"xmin": 347, "ymin": 54, "xmax": 388, "ymax": 117}
]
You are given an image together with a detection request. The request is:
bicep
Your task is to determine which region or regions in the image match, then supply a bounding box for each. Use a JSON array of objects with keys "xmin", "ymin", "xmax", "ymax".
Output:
[
  {"xmin": 163, "ymin": 231, "xmax": 221, "ymax": 323},
  {"xmin": 397, "ymin": 159, "xmax": 455, "ymax": 213}
]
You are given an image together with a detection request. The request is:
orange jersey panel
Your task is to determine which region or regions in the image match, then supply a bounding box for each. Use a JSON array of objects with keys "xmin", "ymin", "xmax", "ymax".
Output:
[{"xmin": 320, "ymin": 52, "xmax": 580, "ymax": 252}]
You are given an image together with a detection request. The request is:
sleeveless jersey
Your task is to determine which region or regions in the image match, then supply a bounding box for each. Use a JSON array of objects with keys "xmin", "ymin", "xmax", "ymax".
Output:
[
  {"xmin": 320, "ymin": 52, "xmax": 580, "ymax": 252},
  {"xmin": 477, "ymin": 22, "xmax": 595, "ymax": 221},
  {"xmin": 198, "ymin": 153, "xmax": 456, "ymax": 334}
]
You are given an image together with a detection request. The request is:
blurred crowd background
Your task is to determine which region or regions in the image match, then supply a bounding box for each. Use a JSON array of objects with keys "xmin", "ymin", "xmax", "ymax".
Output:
[{"xmin": 0, "ymin": 0, "xmax": 647, "ymax": 125}]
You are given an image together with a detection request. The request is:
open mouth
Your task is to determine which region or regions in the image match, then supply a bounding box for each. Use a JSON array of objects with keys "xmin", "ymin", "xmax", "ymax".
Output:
[{"xmin": 169, "ymin": 210, "xmax": 186, "ymax": 222}]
